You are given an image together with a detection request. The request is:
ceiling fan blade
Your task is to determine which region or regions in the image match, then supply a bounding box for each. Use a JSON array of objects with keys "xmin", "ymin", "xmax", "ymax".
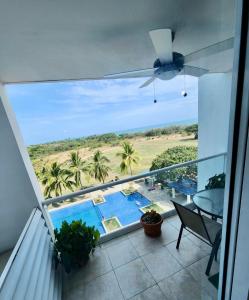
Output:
[
  {"xmin": 184, "ymin": 37, "xmax": 234, "ymax": 64},
  {"xmin": 104, "ymin": 68, "xmax": 155, "ymax": 79},
  {"xmin": 181, "ymin": 65, "xmax": 208, "ymax": 77},
  {"xmin": 149, "ymin": 29, "xmax": 173, "ymax": 64},
  {"xmin": 139, "ymin": 77, "xmax": 155, "ymax": 88}
]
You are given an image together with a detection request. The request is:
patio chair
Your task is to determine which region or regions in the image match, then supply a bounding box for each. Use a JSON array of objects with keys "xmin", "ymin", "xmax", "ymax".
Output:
[{"xmin": 171, "ymin": 200, "xmax": 222, "ymax": 275}]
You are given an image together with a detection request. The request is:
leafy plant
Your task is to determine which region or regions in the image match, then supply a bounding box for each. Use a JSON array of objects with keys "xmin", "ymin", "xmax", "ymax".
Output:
[
  {"xmin": 185, "ymin": 124, "xmax": 198, "ymax": 138},
  {"xmin": 54, "ymin": 220, "xmax": 100, "ymax": 273},
  {"xmin": 69, "ymin": 151, "xmax": 89, "ymax": 188},
  {"xmin": 42, "ymin": 162, "xmax": 75, "ymax": 198},
  {"xmin": 205, "ymin": 173, "xmax": 225, "ymax": 189},
  {"xmin": 141, "ymin": 210, "xmax": 162, "ymax": 224},
  {"xmin": 89, "ymin": 150, "xmax": 110, "ymax": 183},
  {"xmin": 116, "ymin": 141, "xmax": 139, "ymax": 175},
  {"xmin": 150, "ymin": 146, "xmax": 197, "ymax": 182},
  {"xmin": 28, "ymin": 124, "xmax": 197, "ymax": 160}
]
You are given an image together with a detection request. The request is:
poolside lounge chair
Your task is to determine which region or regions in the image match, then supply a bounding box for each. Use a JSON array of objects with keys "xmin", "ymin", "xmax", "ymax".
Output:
[{"xmin": 171, "ymin": 200, "xmax": 222, "ymax": 275}]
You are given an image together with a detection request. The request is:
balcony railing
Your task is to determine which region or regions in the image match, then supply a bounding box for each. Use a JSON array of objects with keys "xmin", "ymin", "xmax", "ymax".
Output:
[{"xmin": 41, "ymin": 152, "xmax": 226, "ymax": 241}]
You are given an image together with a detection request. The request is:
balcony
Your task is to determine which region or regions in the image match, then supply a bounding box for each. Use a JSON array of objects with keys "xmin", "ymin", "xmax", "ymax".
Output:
[
  {"xmin": 0, "ymin": 152, "xmax": 225, "ymax": 300},
  {"xmin": 63, "ymin": 215, "xmax": 219, "ymax": 300},
  {"xmin": 41, "ymin": 153, "xmax": 225, "ymax": 299}
]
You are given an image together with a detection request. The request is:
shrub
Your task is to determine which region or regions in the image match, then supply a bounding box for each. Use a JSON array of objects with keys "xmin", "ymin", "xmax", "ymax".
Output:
[
  {"xmin": 54, "ymin": 220, "xmax": 100, "ymax": 273},
  {"xmin": 150, "ymin": 146, "xmax": 197, "ymax": 182},
  {"xmin": 141, "ymin": 210, "xmax": 161, "ymax": 224},
  {"xmin": 205, "ymin": 173, "xmax": 225, "ymax": 189},
  {"xmin": 185, "ymin": 124, "xmax": 198, "ymax": 137}
]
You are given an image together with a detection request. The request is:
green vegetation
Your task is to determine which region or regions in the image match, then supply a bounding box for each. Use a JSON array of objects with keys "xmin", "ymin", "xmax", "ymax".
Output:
[
  {"xmin": 32, "ymin": 124, "xmax": 198, "ymax": 198},
  {"xmin": 41, "ymin": 162, "xmax": 75, "ymax": 198},
  {"xmin": 54, "ymin": 220, "xmax": 100, "ymax": 273},
  {"xmin": 69, "ymin": 151, "xmax": 89, "ymax": 188},
  {"xmin": 93, "ymin": 195, "xmax": 105, "ymax": 205},
  {"xmin": 117, "ymin": 141, "xmax": 139, "ymax": 175},
  {"xmin": 102, "ymin": 217, "xmax": 122, "ymax": 233},
  {"xmin": 205, "ymin": 173, "xmax": 225, "ymax": 189},
  {"xmin": 28, "ymin": 124, "xmax": 198, "ymax": 160},
  {"xmin": 88, "ymin": 150, "xmax": 111, "ymax": 183},
  {"xmin": 150, "ymin": 146, "xmax": 197, "ymax": 181},
  {"xmin": 121, "ymin": 185, "xmax": 137, "ymax": 196},
  {"xmin": 184, "ymin": 124, "xmax": 198, "ymax": 139},
  {"xmin": 141, "ymin": 210, "xmax": 162, "ymax": 224},
  {"xmin": 140, "ymin": 203, "xmax": 165, "ymax": 214}
]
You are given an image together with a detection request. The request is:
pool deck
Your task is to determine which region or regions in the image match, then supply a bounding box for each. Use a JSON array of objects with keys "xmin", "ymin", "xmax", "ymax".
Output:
[
  {"xmin": 48, "ymin": 180, "xmax": 187, "ymax": 214},
  {"xmin": 62, "ymin": 215, "xmax": 219, "ymax": 300}
]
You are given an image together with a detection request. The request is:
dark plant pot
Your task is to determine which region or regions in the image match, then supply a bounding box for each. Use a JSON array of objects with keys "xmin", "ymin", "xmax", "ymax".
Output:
[
  {"xmin": 77, "ymin": 255, "xmax": 90, "ymax": 268},
  {"xmin": 61, "ymin": 253, "xmax": 90, "ymax": 274},
  {"xmin": 140, "ymin": 216, "xmax": 163, "ymax": 237}
]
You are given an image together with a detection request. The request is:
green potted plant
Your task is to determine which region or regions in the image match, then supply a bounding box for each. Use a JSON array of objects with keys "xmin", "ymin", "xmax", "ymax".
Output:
[
  {"xmin": 205, "ymin": 173, "xmax": 225, "ymax": 189},
  {"xmin": 140, "ymin": 210, "xmax": 163, "ymax": 237},
  {"xmin": 54, "ymin": 220, "xmax": 100, "ymax": 273}
]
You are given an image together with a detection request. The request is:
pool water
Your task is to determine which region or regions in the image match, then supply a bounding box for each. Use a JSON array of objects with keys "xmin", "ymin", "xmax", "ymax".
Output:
[{"xmin": 50, "ymin": 191, "xmax": 151, "ymax": 235}]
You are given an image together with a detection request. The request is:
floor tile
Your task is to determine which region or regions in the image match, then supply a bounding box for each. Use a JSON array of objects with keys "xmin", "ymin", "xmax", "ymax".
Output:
[
  {"xmin": 158, "ymin": 269, "xmax": 212, "ymax": 300},
  {"xmin": 128, "ymin": 229, "xmax": 165, "ymax": 256},
  {"xmin": 106, "ymin": 239, "xmax": 139, "ymax": 268},
  {"xmin": 186, "ymin": 234, "xmax": 212, "ymax": 253},
  {"xmin": 160, "ymin": 222, "xmax": 181, "ymax": 246},
  {"xmin": 167, "ymin": 236, "xmax": 208, "ymax": 267},
  {"xmin": 100, "ymin": 235, "xmax": 128, "ymax": 249},
  {"xmin": 166, "ymin": 216, "xmax": 182, "ymax": 230},
  {"xmin": 166, "ymin": 216, "xmax": 190, "ymax": 236},
  {"xmin": 63, "ymin": 247, "xmax": 112, "ymax": 292},
  {"xmin": 69, "ymin": 271, "xmax": 124, "ymax": 300},
  {"xmin": 130, "ymin": 285, "xmax": 166, "ymax": 300},
  {"xmin": 187, "ymin": 256, "xmax": 219, "ymax": 299},
  {"xmin": 142, "ymin": 246, "xmax": 182, "ymax": 282},
  {"xmin": 115, "ymin": 258, "xmax": 155, "ymax": 299},
  {"xmin": 63, "ymin": 286, "xmax": 85, "ymax": 300}
]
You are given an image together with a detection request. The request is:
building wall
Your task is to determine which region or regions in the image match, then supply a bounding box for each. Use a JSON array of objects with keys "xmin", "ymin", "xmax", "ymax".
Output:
[
  {"xmin": 0, "ymin": 85, "xmax": 45, "ymax": 253},
  {"xmin": 198, "ymin": 73, "xmax": 232, "ymax": 190}
]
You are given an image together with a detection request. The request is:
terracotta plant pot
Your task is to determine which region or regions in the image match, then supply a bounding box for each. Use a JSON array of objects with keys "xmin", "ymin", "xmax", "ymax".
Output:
[{"xmin": 140, "ymin": 215, "xmax": 163, "ymax": 237}]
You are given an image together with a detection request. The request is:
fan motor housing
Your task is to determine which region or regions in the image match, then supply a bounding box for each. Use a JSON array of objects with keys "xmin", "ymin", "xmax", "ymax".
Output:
[
  {"xmin": 153, "ymin": 52, "xmax": 184, "ymax": 80},
  {"xmin": 153, "ymin": 52, "xmax": 184, "ymax": 69}
]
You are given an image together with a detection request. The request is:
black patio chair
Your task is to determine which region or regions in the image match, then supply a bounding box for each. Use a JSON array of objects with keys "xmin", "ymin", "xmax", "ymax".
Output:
[{"xmin": 171, "ymin": 200, "xmax": 222, "ymax": 275}]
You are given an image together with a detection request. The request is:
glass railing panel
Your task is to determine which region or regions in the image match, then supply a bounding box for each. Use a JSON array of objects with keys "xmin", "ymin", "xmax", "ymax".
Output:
[{"xmin": 45, "ymin": 153, "xmax": 226, "ymax": 237}]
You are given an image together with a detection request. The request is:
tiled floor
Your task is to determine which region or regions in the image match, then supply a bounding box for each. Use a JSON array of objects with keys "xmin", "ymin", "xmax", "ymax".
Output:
[{"xmin": 63, "ymin": 216, "xmax": 219, "ymax": 300}]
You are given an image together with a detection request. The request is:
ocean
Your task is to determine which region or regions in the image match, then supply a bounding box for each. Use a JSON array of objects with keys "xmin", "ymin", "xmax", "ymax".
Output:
[{"xmin": 116, "ymin": 118, "xmax": 197, "ymax": 135}]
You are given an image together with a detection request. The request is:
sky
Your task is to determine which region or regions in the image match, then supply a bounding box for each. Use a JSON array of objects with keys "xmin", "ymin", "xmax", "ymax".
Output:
[{"xmin": 6, "ymin": 76, "xmax": 198, "ymax": 145}]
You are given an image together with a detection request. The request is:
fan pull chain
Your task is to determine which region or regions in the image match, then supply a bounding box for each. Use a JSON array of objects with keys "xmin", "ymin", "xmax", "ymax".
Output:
[
  {"xmin": 181, "ymin": 69, "xmax": 187, "ymax": 97},
  {"xmin": 153, "ymin": 80, "xmax": 157, "ymax": 103}
]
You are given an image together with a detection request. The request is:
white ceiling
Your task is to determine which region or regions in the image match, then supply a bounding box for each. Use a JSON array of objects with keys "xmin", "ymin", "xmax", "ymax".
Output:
[{"xmin": 0, "ymin": 0, "xmax": 235, "ymax": 83}]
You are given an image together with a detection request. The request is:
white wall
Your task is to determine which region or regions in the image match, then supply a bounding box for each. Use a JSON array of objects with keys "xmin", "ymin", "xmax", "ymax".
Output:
[
  {"xmin": 0, "ymin": 85, "xmax": 45, "ymax": 253},
  {"xmin": 231, "ymin": 136, "xmax": 249, "ymax": 299},
  {"xmin": 198, "ymin": 73, "xmax": 232, "ymax": 190}
]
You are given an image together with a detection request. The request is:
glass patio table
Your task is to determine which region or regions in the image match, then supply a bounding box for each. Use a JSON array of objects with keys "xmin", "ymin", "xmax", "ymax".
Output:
[{"xmin": 193, "ymin": 188, "xmax": 225, "ymax": 219}]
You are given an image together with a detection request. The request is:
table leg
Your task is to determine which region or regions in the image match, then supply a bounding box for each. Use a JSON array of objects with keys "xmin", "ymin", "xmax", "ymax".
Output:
[{"xmin": 187, "ymin": 194, "xmax": 191, "ymax": 203}]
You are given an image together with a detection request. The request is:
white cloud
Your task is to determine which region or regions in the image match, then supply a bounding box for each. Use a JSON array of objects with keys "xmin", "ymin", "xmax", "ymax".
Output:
[{"xmin": 8, "ymin": 75, "xmax": 198, "ymax": 144}]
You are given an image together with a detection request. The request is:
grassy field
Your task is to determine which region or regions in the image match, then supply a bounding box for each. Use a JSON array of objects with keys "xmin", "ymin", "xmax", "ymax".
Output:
[{"xmin": 33, "ymin": 133, "xmax": 197, "ymax": 190}]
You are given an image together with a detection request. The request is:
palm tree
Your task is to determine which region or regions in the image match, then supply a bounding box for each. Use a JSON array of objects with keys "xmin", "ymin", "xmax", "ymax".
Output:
[
  {"xmin": 117, "ymin": 141, "xmax": 139, "ymax": 175},
  {"xmin": 89, "ymin": 150, "xmax": 110, "ymax": 183},
  {"xmin": 42, "ymin": 162, "xmax": 75, "ymax": 198},
  {"xmin": 69, "ymin": 151, "xmax": 89, "ymax": 188}
]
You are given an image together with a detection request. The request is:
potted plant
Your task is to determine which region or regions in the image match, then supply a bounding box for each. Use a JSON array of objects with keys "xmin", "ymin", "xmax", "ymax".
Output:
[
  {"xmin": 205, "ymin": 173, "xmax": 225, "ymax": 190},
  {"xmin": 54, "ymin": 220, "xmax": 100, "ymax": 273},
  {"xmin": 140, "ymin": 210, "xmax": 163, "ymax": 237}
]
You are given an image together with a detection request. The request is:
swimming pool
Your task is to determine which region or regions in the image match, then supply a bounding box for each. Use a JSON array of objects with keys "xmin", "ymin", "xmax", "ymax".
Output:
[{"xmin": 50, "ymin": 191, "xmax": 151, "ymax": 235}]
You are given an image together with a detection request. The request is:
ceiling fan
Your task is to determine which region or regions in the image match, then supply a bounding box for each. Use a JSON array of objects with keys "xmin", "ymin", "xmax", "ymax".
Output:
[{"xmin": 104, "ymin": 29, "xmax": 234, "ymax": 88}]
